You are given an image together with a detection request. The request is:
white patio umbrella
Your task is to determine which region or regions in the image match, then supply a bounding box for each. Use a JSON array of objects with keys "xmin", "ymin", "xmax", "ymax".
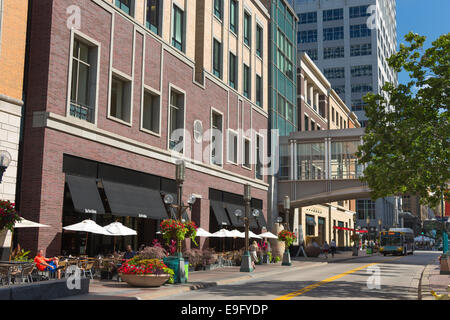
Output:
[
  {"xmin": 229, "ymin": 229, "xmax": 245, "ymax": 238},
  {"xmin": 258, "ymin": 231, "xmax": 278, "ymax": 239},
  {"xmin": 9, "ymin": 218, "xmax": 51, "ymax": 261},
  {"xmin": 63, "ymin": 219, "xmax": 110, "ymax": 254},
  {"xmin": 210, "ymin": 229, "xmax": 234, "ymax": 238},
  {"xmin": 210, "ymin": 229, "xmax": 234, "ymax": 252},
  {"xmin": 14, "ymin": 218, "xmax": 50, "ymax": 228},
  {"xmin": 104, "ymin": 222, "xmax": 137, "ymax": 236},
  {"xmin": 248, "ymin": 231, "xmax": 262, "ymax": 239},
  {"xmin": 103, "ymin": 222, "xmax": 137, "ymax": 252},
  {"xmin": 196, "ymin": 227, "xmax": 213, "ymax": 237}
]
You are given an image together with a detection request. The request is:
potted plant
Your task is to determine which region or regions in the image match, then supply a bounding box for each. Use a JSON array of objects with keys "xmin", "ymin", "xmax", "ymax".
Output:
[
  {"xmin": 0, "ymin": 200, "xmax": 21, "ymax": 232},
  {"xmin": 118, "ymin": 257, "xmax": 174, "ymax": 287}
]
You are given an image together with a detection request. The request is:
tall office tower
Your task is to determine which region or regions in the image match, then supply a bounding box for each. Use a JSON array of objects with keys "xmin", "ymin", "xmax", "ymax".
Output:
[
  {"xmin": 261, "ymin": 0, "xmax": 298, "ymax": 229},
  {"xmin": 294, "ymin": 0, "xmax": 399, "ymax": 238},
  {"xmin": 294, "ymin": 0, "xmax": 397, "ymax": 128}
]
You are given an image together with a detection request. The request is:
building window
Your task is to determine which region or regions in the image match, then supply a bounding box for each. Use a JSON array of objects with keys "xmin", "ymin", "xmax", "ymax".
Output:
[
  {"xmin": 146, "ymin": 0, "xmax": 161, "ymax": 35},
  {"xmin": 324, "ymin": 67, "xmax": 345, "ymax": 79},
  {"xmin": 142, "ymin": 90, "xmax": 160, "ymax": 134},
  {"xmin": 304, "ymin": 115, "xmax": 309, "ymax": 131},
  {"xmin": 230, "ymin": 0, "xmax": 238, "ymax": 33},
  {"xmin": 300, "ymin": 49, "xmax": 318, "ymax": 60},
  {"xmin": 243, "ymin": 138, "xmax": 251, "ymax": 169},
  {"xmin": 306, "ymin": 215, "xmax": 315, "ymax": 236},
  {"xmin": 351, "ymin": 65, "xmax": 372, "ymax": 77},
  {"xmin": 256, "ymin": 25, "xmax": 263, "ymax": 58},
  {"xmin": 323, "ymin": 8, "xmax": 343, "ymax": 21},
  {"xmin": 323, "ymin": 27, "xmax": 344, "ymax": 41},
  {"xmin": 214, "ymin": 0, "xmax": 223, "ymax": 20},
  {"xmin": 334, "ymin": 85, "xmax": 345, "ymax": 96},
  {"xmin": 229, "ymin": 52, "xmax": 237, "ymax": 89},
  {"xmin": 324, "ymin": 46, "xmax": 344, "ymax": 59},
  {"xmin": 256, "ymin": 74, "xmax": 262, "ymax": 107},
  {"xmin": 349, "ymin": 5, "xmax": 370, "ymax": 19},
  {"xmin": 213, "ymin": 39, "xmax": 222, "ymax": 78},
  {"xmin": 352, "ymin": 99, "xmax": 367, "ymax": 111},
  {"xmin": 298, "ymin": 30, "xmax": 317, "ymax": 43},
  {"xmin": 172, "ymin": 5, "xmax": 184, "ymax": 52},
  {"xmin": 256, "ymin": 134, "xmax": 263, "ymax": 180},
  {"xmin": 227, "ymin": 130, "xmax": 238, "ymax": 164},
  {"xmin": 356, "ymin": 199, "xmax": 376, "ymax": 220},
  {"xmin": 311, "ymin": 119, "xmax": 315, "ymax": 131},
  {"xmin": 244, "ymin": 11, "xmax": 251, "ymax": 47},
  {"xmin": 350, "ymin": 43, "xmax": 372, "ymax": 57},
  {"xmin": 70, "ymin": 39, "xmax": 98, "ymax": 123},
  {"xmin": 169, "ymin": 89, "xmax": 185, "ymax": 152},
  {"xmin": 351, "ymin": 84, "xmax": 373, "ymax": 93},
  {"xmin": 110, "ymin": 75, "xmax": 132, "ymax": 123},
  {"xmin": 243, "ymin": 64, "xmax": 250, "ymax": 99},
  {"xmin": 211, "ymin": 111, "xmax": 223, "ymax": 166},
  {"xmin": 299, "ymin": 12, "xmax": 317, "ymax": 24},
  {"xmin": 115, "ymin": 0, "xmax": 134, "ymax": 16},
  {"xmin": 350, "ymin": 24, "xmax": 372, "ymax": 39},
  {"xmin": 332, "ymin": 107, "xmax": 335, "ymax": 122},
  {"xmin": 279, "ymin": 144, "xmax": 289, "ymax": 180}
]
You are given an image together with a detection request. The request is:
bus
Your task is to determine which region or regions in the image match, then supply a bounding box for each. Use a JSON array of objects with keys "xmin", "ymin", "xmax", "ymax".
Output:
[{"xmin": 380, "ymin": 228, "xmax": 415, "ymax": 256}]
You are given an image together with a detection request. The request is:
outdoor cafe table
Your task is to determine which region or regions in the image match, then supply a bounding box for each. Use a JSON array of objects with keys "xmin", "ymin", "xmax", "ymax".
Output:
[{"xmin": 0, "ymin": 261, "xmax": 33, "ymax": 285}]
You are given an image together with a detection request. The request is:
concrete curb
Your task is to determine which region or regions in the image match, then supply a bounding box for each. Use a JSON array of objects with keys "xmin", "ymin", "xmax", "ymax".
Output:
[
  {"xmin": 135, "ymin": 262, "xmax": 326, "ymax": 300},
  {"xmin": 420, "ymin": 263, "xmax": 436, "ymax": 300}
]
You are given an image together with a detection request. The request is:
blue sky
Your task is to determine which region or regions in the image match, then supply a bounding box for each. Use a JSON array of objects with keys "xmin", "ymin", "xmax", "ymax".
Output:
[{"xmin": 396, "ymin": 0, "xmax": 450, "ymax": 84}]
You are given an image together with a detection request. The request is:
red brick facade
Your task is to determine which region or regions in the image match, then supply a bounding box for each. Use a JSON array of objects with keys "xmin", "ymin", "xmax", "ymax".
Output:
[{"xmin": 19, "ymin": 0, "xmax": 269, "ymax": 256}]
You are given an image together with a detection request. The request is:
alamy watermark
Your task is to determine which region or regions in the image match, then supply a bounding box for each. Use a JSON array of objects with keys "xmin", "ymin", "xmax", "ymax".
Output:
[
  {"xmin": 366, "ymin": 265, "xmax": 381, "ymax": 290},
  {"xmin": 66, "ymin": 265, "xmax": 82, "ymax": 290}
]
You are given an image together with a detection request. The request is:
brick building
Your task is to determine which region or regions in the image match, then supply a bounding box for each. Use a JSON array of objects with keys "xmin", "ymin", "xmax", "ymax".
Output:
[
  {"xmin": 0, "ymin": 0, "xmax": 29, "ymax": 259},
  {"xmin": 18, "ymin": 0, "xmax": 270, "ymax": 256}
]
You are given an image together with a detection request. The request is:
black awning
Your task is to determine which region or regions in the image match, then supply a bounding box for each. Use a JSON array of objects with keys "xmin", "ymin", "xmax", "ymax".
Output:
[
  {"xmin": 102, "ymin": 180, "xmax": 168, "ymax": 219},
  {"xmin": 224, "ymin": 203, "xmax": 245, "ymax": 228},
  {"xmin": 210, "ymin": 200, "xmax": 231, "ymax": 227},
  {"xmin": 66, "ymin": 174, "xmax": 105, "ymax": 215}
]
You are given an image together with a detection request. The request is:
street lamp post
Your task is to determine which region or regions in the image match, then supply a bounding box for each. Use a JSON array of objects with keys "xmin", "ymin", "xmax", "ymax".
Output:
[
  {"xmin": 236, "ymin": 184, "xmax": 255, "ymax": 272},
  {"xmin": 0, "ymin": 150, "xmax": 12, "ymax": 184},
  {"xmin": 352, "ymin": 213, "xmax": 358, "ymax": 256},
  {"xmin": 282, "ymin": 196, "xmax": 291, "ymax": 266},
  {"xmin": 441, "ymin": 192, "xmax": 448, "ymax": 255},
  {"xmin": 163, "ymin": 160, "xmax": 197, "ymax": 283},
  {"xmin": 366, "ymin": 216, "xmax": 371, "ymax": 245},
  {"xmin": 378, "ymin": 219, "xmax": 382, "ymax": 245}
]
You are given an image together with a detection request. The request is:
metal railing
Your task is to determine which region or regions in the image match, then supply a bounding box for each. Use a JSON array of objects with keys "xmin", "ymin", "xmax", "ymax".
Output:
[{"xmin": 70, "ymin": 102, "xmax": 95, "ymax": 123}]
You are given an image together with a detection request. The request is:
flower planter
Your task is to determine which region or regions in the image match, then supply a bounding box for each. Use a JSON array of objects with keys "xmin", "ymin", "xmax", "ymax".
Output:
[{"xmin": 119, "ymin": 273, "xmax": 170, "ymax": 287}]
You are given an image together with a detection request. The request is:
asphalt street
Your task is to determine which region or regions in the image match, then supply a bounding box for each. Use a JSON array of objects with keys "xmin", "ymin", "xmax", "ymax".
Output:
[{"xmin": 161, "ymin": 251, "xmax": 440, "ymax": 300}]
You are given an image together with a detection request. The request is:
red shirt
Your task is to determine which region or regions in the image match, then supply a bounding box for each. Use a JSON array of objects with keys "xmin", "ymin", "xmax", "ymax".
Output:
[{"xmin": 34, "ymin": 256, "xmax": 52, "ymax": 271}]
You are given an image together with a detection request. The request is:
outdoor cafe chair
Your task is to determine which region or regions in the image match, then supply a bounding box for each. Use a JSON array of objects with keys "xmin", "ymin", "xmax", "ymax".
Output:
[
  {"xmin": 0, "ymin": 265, "xmax": 11, "ymax": 286},
  {"xmin": 12, "ymin": 263, "xmax": 35, "ymax": 284},
  {"xmin": 79, "ymin": 262, "xmax": 95, "ymax": 279}
]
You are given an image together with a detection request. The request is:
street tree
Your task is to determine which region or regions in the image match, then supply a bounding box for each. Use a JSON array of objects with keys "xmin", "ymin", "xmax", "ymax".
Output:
[{"xmin": 357, "ymin": 32, "xmax": 450, "ymax": 207}]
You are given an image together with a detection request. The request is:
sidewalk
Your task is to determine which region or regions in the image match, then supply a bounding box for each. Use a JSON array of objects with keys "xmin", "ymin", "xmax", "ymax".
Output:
[
  {"xmin": 421, "ymin": 257, "xmax": 450, "ymax": 300},
  {"xmin": 58, "ymin": 260, "xmax": 326, "ymax": 300}
]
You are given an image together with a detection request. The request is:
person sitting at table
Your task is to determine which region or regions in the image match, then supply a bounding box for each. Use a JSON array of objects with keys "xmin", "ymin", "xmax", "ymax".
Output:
[
  {"xmin": 123, "ymin": 245, "xmax": 136, "ymax": 260},
  {"xmin": 34, "ymin": 249, "xmax": 62, "ymax": 279}
]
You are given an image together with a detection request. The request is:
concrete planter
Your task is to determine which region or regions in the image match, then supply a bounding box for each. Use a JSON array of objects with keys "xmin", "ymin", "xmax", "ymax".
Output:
[
  {"xmin": 120, "ymin": 273, "xmax": 170, "ymax": 287},
  {"xmin": 440, "ymin": 255, "xmax": 450, "ymax": 275}
]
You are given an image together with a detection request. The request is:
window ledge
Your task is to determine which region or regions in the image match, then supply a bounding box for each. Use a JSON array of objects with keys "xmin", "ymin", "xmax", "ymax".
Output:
[{"xmin": 107, "ymin": 115, "xmax": 132, "ymax": 127}]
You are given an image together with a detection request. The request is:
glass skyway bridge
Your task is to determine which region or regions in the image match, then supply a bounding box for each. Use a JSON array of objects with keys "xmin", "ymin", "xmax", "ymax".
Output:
[{"xmin": 278, "ymin": 128, "xmax": 371, "ymax": 208}]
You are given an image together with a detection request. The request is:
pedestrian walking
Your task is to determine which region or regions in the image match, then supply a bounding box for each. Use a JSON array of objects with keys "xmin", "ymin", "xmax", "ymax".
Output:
[
  {"xmin": 323, "ymin": 241, "xmax": 330, "ymax": 259},
  {"xmin": 250, "ymin": 241, "xmax": 258, "ymax": 269},
  {"xmin": 330, "ymin": 239, "xmax": 337, "ymax": 258}
]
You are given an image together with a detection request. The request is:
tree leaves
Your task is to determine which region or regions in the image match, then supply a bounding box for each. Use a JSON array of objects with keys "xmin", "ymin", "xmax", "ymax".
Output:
[{"xmin": 358, "ymin": 32, "xmax": 450, "ymax": 207}]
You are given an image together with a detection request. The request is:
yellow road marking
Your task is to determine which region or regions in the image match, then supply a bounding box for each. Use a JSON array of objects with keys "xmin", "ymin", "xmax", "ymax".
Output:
[{"xmin": 275, "ymin": 256, "xmax": 404, "ymax": 300}]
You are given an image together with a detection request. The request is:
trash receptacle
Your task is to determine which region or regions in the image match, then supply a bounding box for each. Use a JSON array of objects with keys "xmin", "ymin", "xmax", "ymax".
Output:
[{"xmin": 163, "ymin": 256, "xmax": 188, "ymax": 283}]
